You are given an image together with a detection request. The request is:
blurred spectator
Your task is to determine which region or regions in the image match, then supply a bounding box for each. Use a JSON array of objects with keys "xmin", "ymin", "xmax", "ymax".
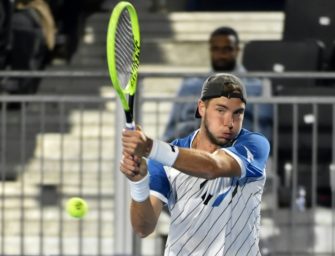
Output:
[
  {"xmin": 16, "ymin": 0, "xmax": 56, "ymax": 50},
  {"xmin": 0, "ymin": 0, "xmax": 107, "ymax": 100},
  {"xmin": 1, "ymin": 0, "xmax": 56, "ymax": 98},
  {"xmin": 48, "ymin": 0, "xmax": 104, "ymax": 61},
  {"xmin": 162, "ymin": 26, "xmax": 273, "ymax": 143}
]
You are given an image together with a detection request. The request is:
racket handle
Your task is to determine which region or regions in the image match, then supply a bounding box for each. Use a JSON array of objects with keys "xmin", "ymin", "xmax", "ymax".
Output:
[{"xmin": 125, "ymin": 121, "xmax": 135, "ymax": 130}]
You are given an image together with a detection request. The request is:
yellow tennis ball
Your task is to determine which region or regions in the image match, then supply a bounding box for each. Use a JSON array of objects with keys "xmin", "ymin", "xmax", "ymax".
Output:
[{"xmin": 66, "ymin": 197, "xmax": 88, "ymax": 218}]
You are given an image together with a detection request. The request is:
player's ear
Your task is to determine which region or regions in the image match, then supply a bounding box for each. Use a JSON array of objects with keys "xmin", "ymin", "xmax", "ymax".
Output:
[{"xmin": 198, "ymin": 100, "xmax": 206, "ymax": 118}]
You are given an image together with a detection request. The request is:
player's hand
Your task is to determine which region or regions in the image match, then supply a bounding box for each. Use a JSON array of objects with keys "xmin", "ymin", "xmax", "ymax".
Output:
[
  {"xmin": 120, "ymin": 151, "xmax": 147, "ymax": 182},
  {"xmin": 122, "ymin": 127, "xmax": 153, "ymax": 158}
]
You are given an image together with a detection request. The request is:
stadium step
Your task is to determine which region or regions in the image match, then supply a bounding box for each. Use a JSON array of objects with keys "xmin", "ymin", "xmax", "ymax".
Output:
[{"xmin": 71, "ymin": 11, "xmax": 283, "ymax": 67}]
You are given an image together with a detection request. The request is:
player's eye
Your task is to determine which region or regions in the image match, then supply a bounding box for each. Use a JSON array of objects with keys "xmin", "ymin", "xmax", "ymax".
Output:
[
  {"xmin": 233, "ymin": 109, "xmax": 244, "ymax": 119},
  {"xmin": 216, "ymin": 108, "xmax": 227, "ymax": 115},
  {"xmin": 235, "ymin": 109, "xmax": 244, "ymax": 115}
]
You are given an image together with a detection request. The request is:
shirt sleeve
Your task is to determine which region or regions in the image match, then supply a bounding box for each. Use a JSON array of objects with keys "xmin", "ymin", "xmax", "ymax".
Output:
[
  {"xmin": 222, "ymin": 133, "xmax": 270, "ymax": 180},
  {"xmin": 147, "ymin": 159, "xmax": 171, "ymax": 204}
]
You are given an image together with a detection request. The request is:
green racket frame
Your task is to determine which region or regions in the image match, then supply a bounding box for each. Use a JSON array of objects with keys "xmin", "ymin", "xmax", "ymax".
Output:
[{"xmin": 106, "ymin": 1, "xmax": 140, "ymax": 125}]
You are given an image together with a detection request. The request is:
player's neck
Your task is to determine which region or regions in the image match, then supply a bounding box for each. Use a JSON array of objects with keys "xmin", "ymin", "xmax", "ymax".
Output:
[{"xmin": 192, "ymin": 131, "xmax": 219, "ymax": 153}]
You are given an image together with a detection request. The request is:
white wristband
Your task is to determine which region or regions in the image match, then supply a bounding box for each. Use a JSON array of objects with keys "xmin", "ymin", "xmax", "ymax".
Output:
[
  {"xmin": 128, "ymin": 173, "xmax": 150, "ymax": 202},
  {"xmin": 148, "ymin": 140, "xmax": 179, "ymax": 167}
]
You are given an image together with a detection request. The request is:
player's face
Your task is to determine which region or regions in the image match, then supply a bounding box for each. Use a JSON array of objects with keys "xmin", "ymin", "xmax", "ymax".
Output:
[
  {"xmin": 201, "ymin": 97, "xmax": 245, "ymax": 146},
  {"xmin": 210, "ymin": 35, "xmax": 239, "ymax": 71}
]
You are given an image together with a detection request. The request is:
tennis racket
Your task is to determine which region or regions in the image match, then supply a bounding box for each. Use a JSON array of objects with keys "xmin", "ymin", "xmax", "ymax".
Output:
[{"xmin": 106, "ymin": 1, "xmax": 140, "ymax": 130}]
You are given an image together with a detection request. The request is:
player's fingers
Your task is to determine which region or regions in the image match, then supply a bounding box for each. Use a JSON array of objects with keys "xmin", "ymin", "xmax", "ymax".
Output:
[
  {"xmin": 121, "ymin": 137, "xmax": 136, "ymax": 146},
  {"xmin": 121, "ymin": 151, "xmax": 135, "ymax": 162},
  {"xmin": 123, "ymin": 152, "xmax": 140, "ymax": 166},
  {"xmin": 122, "ymin": 154, "xmax": 135, "ymax": 165},
  {"xmin": 121, "ymin": 135, "xmax": 136, "ymax": 148},
  {"xmin": 133, "ymin": 155, "xmax": 141, "ymax": 162},
  {"xmin": 122, "ymin": 129, "xmax": 138, "ymax": 137},
  {"xmin": 121, "ymin": 136, "xmax": 139, "ymax": 152},
  {"xmin": 122, "ymin": 129, "xmax": 145, "ymax": 143},
  {"xmin": 122, "ymin": 143, "xmax": 136, "ymax": 156},
  {"xmin": 120, "ymin": 165, "xmax": 137, "ymax": 178},
  {"xmin": 120, "ymin": 155, "xmax": 140, "ymax": 177},
  {"xmin": 122, "ymin": 141, "xmax": 145, "ymax": 157},
  {"xmin": 121, "ymin": 130, "xmax": 149, "ymax": 158}
]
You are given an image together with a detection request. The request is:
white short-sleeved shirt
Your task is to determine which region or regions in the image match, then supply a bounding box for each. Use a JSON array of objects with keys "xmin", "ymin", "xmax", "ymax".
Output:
[{"xmin": 148, "ymin": 128, "xmax": 270, "ymax": 256}]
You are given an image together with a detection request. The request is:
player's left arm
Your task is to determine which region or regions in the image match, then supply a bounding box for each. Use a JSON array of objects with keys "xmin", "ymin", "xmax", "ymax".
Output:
[
  {"xmin": 174, "ymin": 133, "xmax": 270, "ymax": 179},
  {"xmin": 173, "ymin": 147, "xmax": 241, "ymax": 179},
  {"xmin": 122, "ymin": 131, "xmax": 239, "ymax": 179},
  {"xmin": 122, "ymin": 130, "xmax": 269, "ymax": 179}
]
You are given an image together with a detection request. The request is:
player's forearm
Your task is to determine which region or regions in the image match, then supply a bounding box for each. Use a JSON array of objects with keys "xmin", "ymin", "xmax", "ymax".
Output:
[
  {"xmin": 147, "ymin": 140, "xmax": 240, "ymax": 179},
  {"xmin": 173, "ymin": 148, "xmax": 232, "ymax": 179},
  {"xmin": 130, "ymin": 199, "xmax": 158, "ymax": 238}
]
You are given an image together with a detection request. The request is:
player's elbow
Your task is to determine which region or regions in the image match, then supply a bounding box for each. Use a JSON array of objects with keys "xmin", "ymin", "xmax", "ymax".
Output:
[
  {"xmin": 131, "ymin": 217, "xmax": 157, "ymax": 238},
  {"xmin": 133, "ymin": 225, "xmax": 155, "ymax": 238},
  {"xmin": 135, "ymin": 230, "xmax": 151, "ymax": 238}
]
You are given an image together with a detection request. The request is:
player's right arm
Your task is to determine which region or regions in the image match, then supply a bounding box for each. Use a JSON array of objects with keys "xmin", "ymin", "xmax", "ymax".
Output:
[
  {"xmin": 120, "ymin": 153, "xmax": 163, "ymax": 237},
  {"xmin": 131, "ymin": 195, "xmax": 163, "ymax": 238}
]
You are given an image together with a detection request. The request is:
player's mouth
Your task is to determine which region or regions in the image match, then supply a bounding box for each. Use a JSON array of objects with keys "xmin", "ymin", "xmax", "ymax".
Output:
[{"xmin": 221, "ymin": 133, "xmax": 233, "ymax": 140}]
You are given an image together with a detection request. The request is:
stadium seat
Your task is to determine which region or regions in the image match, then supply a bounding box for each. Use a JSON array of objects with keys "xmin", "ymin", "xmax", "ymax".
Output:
[
  {"xmin": 242, "ymin": 39, "xmax": 324, "ymax": 96},
  {"xmin": 283, "ymin": 0, "xmax": 335, "ymax": 67}
]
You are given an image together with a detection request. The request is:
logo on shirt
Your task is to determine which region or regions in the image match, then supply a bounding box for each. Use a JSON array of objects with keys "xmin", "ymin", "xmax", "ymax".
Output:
[
  {"xmin": 200, "ymin": 180, "xmax": 236, "ymax": 207},
  {"xmin": 244, "ymin": 146, "xmax": 254, "ymax": 162},
  {"xmin": 200, "ymin": 180, "xmax": 212, "ymax": 205}
]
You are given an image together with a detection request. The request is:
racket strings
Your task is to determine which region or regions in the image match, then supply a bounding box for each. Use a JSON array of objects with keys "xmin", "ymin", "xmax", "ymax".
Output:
[{"xmin": 115, "ymin": 10, "xmax": 134, "ymax": 89}]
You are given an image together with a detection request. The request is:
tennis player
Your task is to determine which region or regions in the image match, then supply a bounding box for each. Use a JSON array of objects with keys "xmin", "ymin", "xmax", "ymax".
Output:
[{"xmin": 121, "ymin": 73, "xmax": 270, "ymax": 255}]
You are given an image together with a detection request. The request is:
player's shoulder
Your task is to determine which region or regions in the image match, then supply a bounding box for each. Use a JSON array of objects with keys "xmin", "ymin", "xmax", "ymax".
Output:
[
  {"xmin": 230, "ymin": 129, "xmax": 270, "ymax": 161},
  {"xmin": 235, "ymin": 129, "xmax": 270, "ymax": 149}
]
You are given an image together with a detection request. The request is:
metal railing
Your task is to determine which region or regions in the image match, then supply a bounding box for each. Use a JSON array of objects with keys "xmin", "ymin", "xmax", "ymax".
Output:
[
  {"xmin": 0, "ymin": 95, "xmax": 117, "ymax": 256},
  {"xmin": 0, "ymin": 70, "xmax": 335, "ymax": 255}
]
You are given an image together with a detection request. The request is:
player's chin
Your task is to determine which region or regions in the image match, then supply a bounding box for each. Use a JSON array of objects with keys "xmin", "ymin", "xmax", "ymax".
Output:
[{"xmin": 216, "ymin": 137, "xmax": 230, "ymax": 146}]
